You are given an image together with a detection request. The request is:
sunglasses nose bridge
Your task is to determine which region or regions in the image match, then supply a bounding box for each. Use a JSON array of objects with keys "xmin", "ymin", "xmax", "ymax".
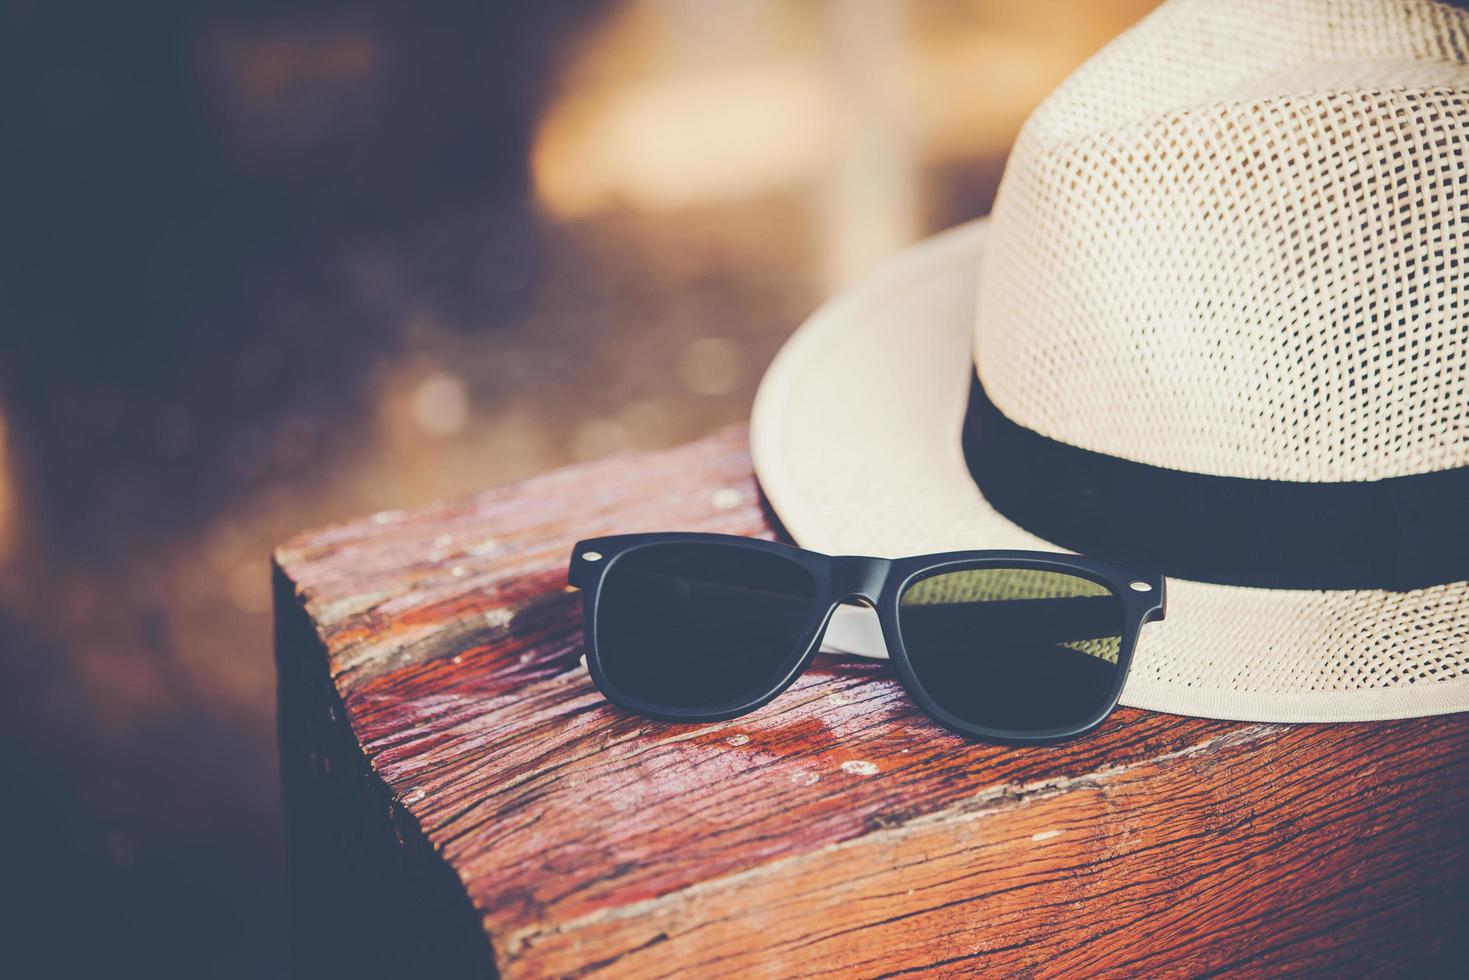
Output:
[{"xmin": 829, "ymin": 556, "xmax": 891, "ymax": 605}]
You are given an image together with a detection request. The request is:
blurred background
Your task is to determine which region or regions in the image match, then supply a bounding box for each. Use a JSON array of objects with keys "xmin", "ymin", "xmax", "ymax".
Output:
[{"xmin": 0, "ymin": 1, "xmax": 1157, "ymax": 975}]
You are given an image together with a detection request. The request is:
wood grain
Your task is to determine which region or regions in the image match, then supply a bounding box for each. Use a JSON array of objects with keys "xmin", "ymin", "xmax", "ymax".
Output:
[{"xmin": 274, "ymin": 428, "xmax": 1469, "ymax": 978}]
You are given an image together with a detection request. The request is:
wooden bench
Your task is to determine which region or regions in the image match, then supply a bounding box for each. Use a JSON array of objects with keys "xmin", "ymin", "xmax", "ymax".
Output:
[{"xmin": 274, "ymin": 428, "xmax": 1469, "ymax": 978}]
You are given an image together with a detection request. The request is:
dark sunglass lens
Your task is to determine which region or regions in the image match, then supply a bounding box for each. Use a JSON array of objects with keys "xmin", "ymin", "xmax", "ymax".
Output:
[
  {"xmin": 595, "ymin": 543, "xmax": 817, "ymax": 712},
  {"xmin": 898, "ymin": 567, "xmax": 1124, "ymax": 734}
]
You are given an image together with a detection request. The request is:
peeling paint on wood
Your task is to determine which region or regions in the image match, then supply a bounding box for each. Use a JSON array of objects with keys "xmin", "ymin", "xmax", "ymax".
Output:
[{"xmin": 275, "ymin": 428, "xmax": 1469, "ymax": 978}]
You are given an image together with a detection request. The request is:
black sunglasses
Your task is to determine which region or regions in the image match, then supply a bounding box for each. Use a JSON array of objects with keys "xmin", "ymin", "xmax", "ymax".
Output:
[{"xmin": 568, "ymin": 533, "xmax": 1166, "ymax": 744}]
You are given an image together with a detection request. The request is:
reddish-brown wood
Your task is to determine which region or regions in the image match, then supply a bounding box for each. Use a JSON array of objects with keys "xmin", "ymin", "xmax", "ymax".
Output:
[{"xmin": 274, "ymin": 428, "xmax": 1469, "ymax": 978}]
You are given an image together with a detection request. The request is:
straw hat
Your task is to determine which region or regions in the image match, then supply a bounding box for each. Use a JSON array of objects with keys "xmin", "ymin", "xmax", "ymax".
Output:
[{"xmin": 751, "ymin": 0, "xmax": 1469, "ymax": 722}]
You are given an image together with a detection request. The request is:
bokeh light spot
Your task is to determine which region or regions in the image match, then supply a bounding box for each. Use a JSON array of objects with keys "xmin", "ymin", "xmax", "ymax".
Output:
[{"xmin": 410, "ymin": 371, "xmax": 471, "ymax": 438}]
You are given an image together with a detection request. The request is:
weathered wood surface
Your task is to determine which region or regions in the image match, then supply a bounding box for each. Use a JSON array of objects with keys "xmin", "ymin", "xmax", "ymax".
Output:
[{"xmin": 274, "ymin": 428, "xmax": 1469, "ymax": 978}]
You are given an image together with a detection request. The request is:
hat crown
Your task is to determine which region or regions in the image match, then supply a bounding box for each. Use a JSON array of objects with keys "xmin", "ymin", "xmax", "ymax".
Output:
[{"xmin": 975, "ymin": 0, "xmax": 1469, "ymax": 482}]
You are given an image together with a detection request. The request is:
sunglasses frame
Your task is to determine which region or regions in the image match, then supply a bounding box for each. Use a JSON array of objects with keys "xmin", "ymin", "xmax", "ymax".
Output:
[{"xmin": 568, "ymin": 532, "xmax": 1166, "ymax": 745}]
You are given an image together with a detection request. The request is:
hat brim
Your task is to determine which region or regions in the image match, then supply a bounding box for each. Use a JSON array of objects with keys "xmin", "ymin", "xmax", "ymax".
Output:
[{"xmin": 751, "ymin": 219, "xmax": 1469, "ymax": 722}]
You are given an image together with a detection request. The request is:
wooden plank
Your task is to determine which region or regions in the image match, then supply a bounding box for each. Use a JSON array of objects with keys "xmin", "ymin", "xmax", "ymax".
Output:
[{"xmin": 274, "ymin": 428, "xmax": 1469, "ymax": 978}]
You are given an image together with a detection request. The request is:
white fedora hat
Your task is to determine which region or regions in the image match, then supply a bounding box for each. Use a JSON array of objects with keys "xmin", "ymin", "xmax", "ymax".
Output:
[{"xmin": 751, "ymin": 0, "xmax": 1469, "ymax": 723}]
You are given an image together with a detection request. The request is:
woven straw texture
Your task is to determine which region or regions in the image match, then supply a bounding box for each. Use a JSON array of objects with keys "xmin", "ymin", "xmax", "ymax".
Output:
[{"xmin": 751, "ymin": 0, "xmax": 1469, "ymax": 722}]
